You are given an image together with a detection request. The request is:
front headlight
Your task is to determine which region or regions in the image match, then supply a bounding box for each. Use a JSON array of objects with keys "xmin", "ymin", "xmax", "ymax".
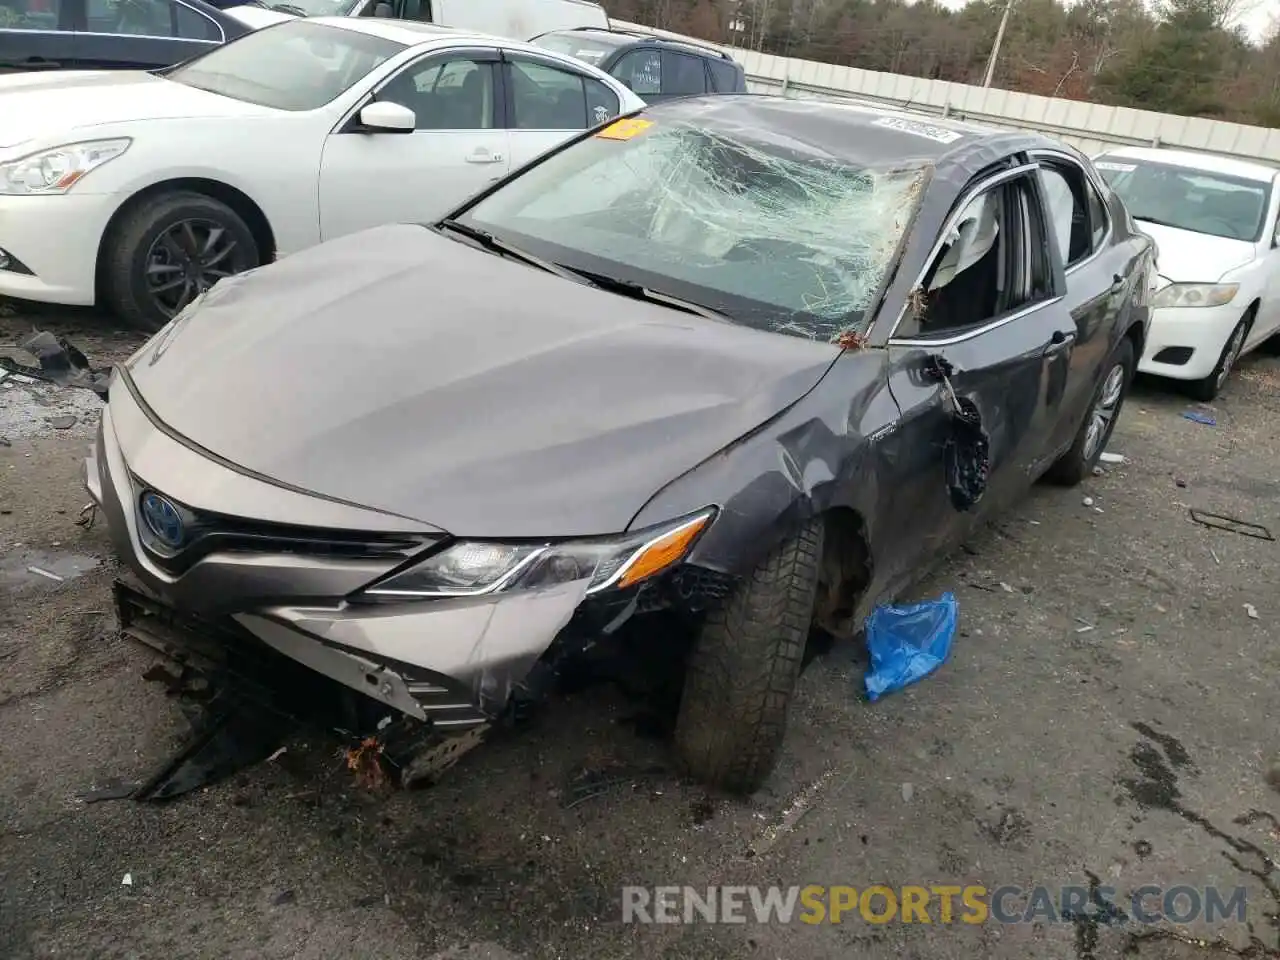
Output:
[
  {"xmin": 356, "ymin": 508, "xmax": 716, "ymax": 601},
  {"xmin": 1152, "ymin": 282, "xmax": 1238, "ymax": 309},
  {"xmin": 0, "ymin": 139, "xmax": 131, "ymax": 196}
]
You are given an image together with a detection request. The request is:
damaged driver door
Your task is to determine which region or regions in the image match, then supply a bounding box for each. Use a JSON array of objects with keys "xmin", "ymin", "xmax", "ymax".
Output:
[{"xmin": 878, "ymin": 162, "xmax": 1074, "ymax": 583}]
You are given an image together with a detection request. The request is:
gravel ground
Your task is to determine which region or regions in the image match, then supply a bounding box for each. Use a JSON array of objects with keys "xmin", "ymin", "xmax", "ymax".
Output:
[{"xmin": 2, "ymin": 307, "xmax": 1279, "ymax": 960}]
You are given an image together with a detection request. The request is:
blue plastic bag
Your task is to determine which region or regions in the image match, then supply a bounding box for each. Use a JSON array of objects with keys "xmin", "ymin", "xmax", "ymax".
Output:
[{"xmin": 863, "ymin": 592, "xmax": 958, "ymax": 702}]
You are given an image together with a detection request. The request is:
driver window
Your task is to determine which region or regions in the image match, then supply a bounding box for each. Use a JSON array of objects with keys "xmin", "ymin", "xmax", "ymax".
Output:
[
  {"xmin": 377, "ymin": 56, "xmax": 496, "ymax": 131},
  {"xmin": 906, "ymin": 175, "xmax": 1051, "ymax": 338}
]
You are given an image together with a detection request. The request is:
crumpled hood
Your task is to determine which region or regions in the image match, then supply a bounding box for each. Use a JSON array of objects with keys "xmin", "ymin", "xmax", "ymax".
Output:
[
  {"xmin": 125, "ymin": 224, "xmax": 842, "ymax": 538},
  {"xmin": 0, "ymin": 72, "xmax": 275, "ymax": 150},
  {"xmin": 1137, "ymin": 221, "xmax": 1257, "ymax": 284}
]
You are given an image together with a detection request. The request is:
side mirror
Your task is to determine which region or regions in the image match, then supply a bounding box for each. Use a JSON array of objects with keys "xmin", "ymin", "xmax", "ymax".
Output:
[
  {"xmin": 358, "ymin": 100, "xmax": 415, "ymax": 133},
  {"xmin": 373, "ymin": 1, "xmax": 392, "ymax": 16}
]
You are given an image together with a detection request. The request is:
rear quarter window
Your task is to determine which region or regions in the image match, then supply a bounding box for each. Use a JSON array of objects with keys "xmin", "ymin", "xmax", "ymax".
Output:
[
  {"xmin": 661, "ymin": 50, "xmax": 707, "ymax": 96},
  {"xmin": 707, "ymin": 59, "xmax": 742, "ymax": 92}
]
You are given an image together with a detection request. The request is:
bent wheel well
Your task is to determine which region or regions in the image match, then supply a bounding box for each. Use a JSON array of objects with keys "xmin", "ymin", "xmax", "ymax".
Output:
[
  {"xmin": 1243, "ymin": 299, "xmax": 1261, "ymax": 332},
  {"xmin": 814, "ymin": 506, "xmax": 873, "ymax": 637},
  {"xmin": 95, "ymin": 178, "xmax": 276, "ymax": 305},
  {"xmin": 1124, "ymin": 319, "xmax": 1145, "ymax": 366}
]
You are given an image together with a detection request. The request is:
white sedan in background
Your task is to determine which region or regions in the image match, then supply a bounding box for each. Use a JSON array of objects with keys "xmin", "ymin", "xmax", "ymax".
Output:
[
  {"xmin": 0, "ymin": 17, "xmax": 642, "ymax": 330},
  {"xmin": 1094, "ymin": 146, "xmax": 1280, "ymax": 400}
]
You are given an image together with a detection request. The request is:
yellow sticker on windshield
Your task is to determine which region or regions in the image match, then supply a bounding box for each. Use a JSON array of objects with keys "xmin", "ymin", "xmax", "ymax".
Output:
[{"xmin": 596, "ymin": 118, "xmax": 653, "ymax": 141}]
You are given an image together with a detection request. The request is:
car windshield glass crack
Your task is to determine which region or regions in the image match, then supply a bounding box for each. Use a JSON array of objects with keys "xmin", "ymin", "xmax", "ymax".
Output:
[{"xmin": 460, "ymin": 120, "xmax": 929, "ymax": 342}]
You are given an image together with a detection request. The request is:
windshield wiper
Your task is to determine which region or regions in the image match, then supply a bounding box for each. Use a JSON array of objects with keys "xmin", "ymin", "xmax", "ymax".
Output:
[
  {"xmin": 1133, "ymin": 215, "xmax": 1181, "ymax": 229},
  {"xmin": 269, "ymin": 2, "xmax": 311, "ymax": 12},
  {"xmin": 559, "ymin": 267, "xmax": 731, "ymax": 322},
  {"xmin": 437, "ymin": 220, "xmax": 587, "ymax": 284}
]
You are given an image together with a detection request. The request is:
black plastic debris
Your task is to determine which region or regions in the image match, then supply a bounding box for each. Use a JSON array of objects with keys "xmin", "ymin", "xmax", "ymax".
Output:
[
  {"xmin": 114, "ymin": 576, "xmax": 483, "ymax": 797},
  {"xmin": 0, "ymin": 331, "xmax": 111, "ymax": 399},
  {"xmin": 926, "ymin": 356, "xmax": 990, "ymax": 511},
  {"xmin": 137, "ymin": 690, "xmax": 295, "ymax": 802},
  {"xmin": 1188, "ymin": 509, "xmax": 1274, "ymax": 541},
  {"xmin": 78, "ymin": 779, "xmax": 141, "ymax": 804}
]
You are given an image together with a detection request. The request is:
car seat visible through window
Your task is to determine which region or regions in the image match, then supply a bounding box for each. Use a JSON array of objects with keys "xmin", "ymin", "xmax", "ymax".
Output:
[{"xmin": 922, "ymin": 193, "xmax": 1002, "ymax": 331}]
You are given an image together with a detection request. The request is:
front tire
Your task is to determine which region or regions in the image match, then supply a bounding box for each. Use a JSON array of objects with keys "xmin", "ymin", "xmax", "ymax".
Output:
[
  {"xmin": 1045, "ymin": 336, "xmax": 1135, "ymax": 487},
  {"xmin": 673, "ymin": 517, "xmax": 824, "ymax": 795},
  {"xmin": 103, "ymin": 191, "xmax": 260, "ymax": 333},
  {"xmin": 1186, "ymin": 311, "xmax": 1251, "ymax": 402}
]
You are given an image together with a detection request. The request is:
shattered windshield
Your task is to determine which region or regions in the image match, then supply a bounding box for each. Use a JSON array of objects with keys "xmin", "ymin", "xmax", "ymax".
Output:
[
  {"xmin": 1096, "ymin": 156, "xmax": 1272, "ymax": 243},
  {"xmin": 455, "ymin": 117, "xmax": 930, "ymax": 341}
]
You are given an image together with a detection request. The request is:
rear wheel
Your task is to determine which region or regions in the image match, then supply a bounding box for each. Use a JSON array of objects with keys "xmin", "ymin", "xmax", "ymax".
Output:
[
  {"xmin": 673, "ymin": 518, "xmax": 823, "ymax": 795},
  {"xmin": 103, "ymin": 191, "xmax": 260, "ymax": 333},
  {"xmin": 1186, "ymin": 311, "xmax": 1251, "ymax": 402},
  {"xmin": 1045, "ymin": 336, "xmax": 1135, "ymax": 487}
]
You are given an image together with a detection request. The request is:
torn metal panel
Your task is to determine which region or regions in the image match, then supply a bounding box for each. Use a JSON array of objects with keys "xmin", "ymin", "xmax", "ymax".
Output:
[
  {"xmin": 632, "ymin": 348, "xmax": 897, "ymax": 586},
  {"xmin": 235, "ymin": 615, "xmax": 433, "ymax": 721},
  {"xmin": 258, "ymin": 577, "xmax": 592, "ymax": 716}
]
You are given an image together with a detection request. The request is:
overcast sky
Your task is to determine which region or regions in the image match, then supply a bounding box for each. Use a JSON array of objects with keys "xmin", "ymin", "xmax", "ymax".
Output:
[{"xmin": 927, "ymin": 0, "xmax": 1279, "ymax": 42}]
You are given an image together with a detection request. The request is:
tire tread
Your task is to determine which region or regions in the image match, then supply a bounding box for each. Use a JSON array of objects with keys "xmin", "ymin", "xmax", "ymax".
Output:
[{"xmin": 674, "ymin": 517, "xmax": 824, "ymax": 794}]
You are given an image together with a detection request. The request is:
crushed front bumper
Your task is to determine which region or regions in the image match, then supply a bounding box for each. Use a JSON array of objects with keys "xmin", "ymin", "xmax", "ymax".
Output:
[{"xmin": 88, "ymin": 376, "xmax": 597, "ymax": 728}]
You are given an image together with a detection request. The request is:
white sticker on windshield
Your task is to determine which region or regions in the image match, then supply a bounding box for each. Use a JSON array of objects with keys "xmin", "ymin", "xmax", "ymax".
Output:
[
  {"xmin": 872, "ymin": 115, "xmax": 963, "ymax": 144},
  {"xmin": 1095, "ymin": 161, "xmax": 1137, "ymax": 172}
]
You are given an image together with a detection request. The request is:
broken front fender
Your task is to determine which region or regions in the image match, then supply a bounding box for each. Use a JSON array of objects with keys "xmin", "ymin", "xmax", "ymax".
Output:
[{"xmin": 246, "ymin": 577, "xmax": 593, "ymax": 720}]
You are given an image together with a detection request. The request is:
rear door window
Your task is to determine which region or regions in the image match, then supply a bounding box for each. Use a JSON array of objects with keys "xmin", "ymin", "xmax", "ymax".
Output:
[
  {"xmin": 509, "ymin": 58, "xmax": 600, "ymax": 130},
  {"xmin": 0, "ymin": 0, "xmax": 64, "ymax": 30},
  {"xmin": 83, "ymin": 0, "xmax": 221, "ymax": 39},
  {"xmin": 611, "ymin": 48, "xmax": 660, "ymax": 97},
  {"xmin": 1085, "ymin": 178, "xmax": 1108, "ymax": 250},
  {"xmin": 661, "ymin": 50, "xmax": 707, "ymax": 96},
  {"xmin": 707, "ymin": 59, "xmax": 740, "ymax": 92}
]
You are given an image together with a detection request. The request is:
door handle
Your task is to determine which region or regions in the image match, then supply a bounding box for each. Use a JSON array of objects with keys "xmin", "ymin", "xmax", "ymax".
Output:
[{"xmin": 465, "ymin": 150, "xmax": 504, "ymax": 164}]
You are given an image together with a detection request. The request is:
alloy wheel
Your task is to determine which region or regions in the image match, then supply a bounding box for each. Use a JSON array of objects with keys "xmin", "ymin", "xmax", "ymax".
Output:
[
  {"xmin": 1082, "ymin": 362, "xmax": 1125, "ymax": 462},
  {"xmin": 145, "ymin": 218, "xmax": 245, "ymax": 319}
]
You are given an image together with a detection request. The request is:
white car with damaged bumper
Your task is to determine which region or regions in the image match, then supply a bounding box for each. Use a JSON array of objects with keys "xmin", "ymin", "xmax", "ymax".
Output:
[
  {"xmin": 1094, "ymin": 147, "xmax": 1280, "ymax": 400},
  {"xmin": 0, "ymin": 16, "xmax": 640, "ymax": 331}
]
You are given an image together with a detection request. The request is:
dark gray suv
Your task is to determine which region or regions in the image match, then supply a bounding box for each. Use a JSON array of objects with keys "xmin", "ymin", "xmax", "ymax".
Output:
[{"xmin": 529, "ymin": 26, "xmax": 747, "ymax": 103}]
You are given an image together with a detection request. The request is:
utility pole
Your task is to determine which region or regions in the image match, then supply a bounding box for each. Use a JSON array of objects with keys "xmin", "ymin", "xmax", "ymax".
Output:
[{"xmin": 981, "ymin": 0, "xmax": 1014, "ymax": 89}]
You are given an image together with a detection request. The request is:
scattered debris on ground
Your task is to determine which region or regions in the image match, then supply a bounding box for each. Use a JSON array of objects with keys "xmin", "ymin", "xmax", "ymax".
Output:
[
  {"xmin": 0, "ymin": 331, "xmax": 111, "ymax": 397},
  {"xmin": 863, "ymin": 592, "xmax": 958, "ymax": 701},
  {"xmin": 1189, "ymin": 509, "xmax": 1274, "ymax": 540},
  {"xmin": 0, "ymin": 549, "xmax": 100, "ymax": 592},
  {"xmin": 346, "ymin": 737, "xmax": 388, "ymax": 790}
]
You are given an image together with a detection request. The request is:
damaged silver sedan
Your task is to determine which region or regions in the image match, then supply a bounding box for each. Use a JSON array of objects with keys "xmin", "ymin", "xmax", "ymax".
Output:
[{"xmin": 86, "ymin": 97, "xmax": 1153, "ymax": 794}]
